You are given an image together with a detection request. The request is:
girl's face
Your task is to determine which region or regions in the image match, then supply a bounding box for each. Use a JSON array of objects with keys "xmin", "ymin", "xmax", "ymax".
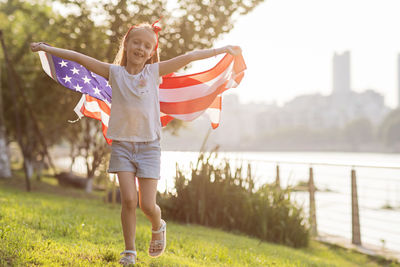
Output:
[{"xmin": 125, "ymin": 28, "xmax": 157, "ymax": 66}]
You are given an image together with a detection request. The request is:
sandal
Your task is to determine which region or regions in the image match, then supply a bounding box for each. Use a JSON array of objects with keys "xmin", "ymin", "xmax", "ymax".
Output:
[
  {"xmin": 119, "ymin": 250, "xmax": 136, "ymax": 266},
  {"xmin": 149, "ymin": 219, "xmax": 167, "ymax": 258}
]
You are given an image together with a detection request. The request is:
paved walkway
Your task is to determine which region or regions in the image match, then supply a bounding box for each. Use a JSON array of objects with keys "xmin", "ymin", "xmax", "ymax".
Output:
[{"xmin": 316, "ymin": 233, "xmax": 400, "ymax": 263}]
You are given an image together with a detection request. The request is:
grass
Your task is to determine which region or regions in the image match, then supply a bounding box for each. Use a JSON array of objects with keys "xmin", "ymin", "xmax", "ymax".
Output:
[{"xmin": 0, "ymin": 174, "xmax": 398, "ymax": 266}]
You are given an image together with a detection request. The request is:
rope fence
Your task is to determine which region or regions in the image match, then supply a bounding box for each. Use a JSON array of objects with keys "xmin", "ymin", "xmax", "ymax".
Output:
[{"xmin": 227, "ymin": 157, "xmax": 400, "ymax": 256}]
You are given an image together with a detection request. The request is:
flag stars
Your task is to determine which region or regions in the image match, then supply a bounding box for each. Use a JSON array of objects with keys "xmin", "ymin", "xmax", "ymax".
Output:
[
  {"xmin": 91, "ymin": 72, "xmax": 96, "ymax": 77},
  {"xmin": 82, "ymin": 76, "xmax": 91, "ymax": 84},
  {"xmin": 59, "ymin": 60, "xmax": 68, "ymax": 67},
  {"xmin": 70, "ymin": 67, "xmax": 80, "ymax": 75},
  {"xmin": 106, "ymin": 81, "xmax": 111, "ymax": 88},
  {"xmin": 74, "ymin": 83, "xmax": 83, "ymax": 92},
  {"xmin": 62, "ymin": 75, "xmax": 72, "ymax": 83},
  {"xmin": 93, "ymin": 86, "xmax": 101, "ymax": 95}
]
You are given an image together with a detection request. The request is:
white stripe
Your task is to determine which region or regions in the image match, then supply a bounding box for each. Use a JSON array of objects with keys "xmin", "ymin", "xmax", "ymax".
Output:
[
  {"xmin": 38, "ymin": 51, "xmax": 53, "ymax": 79},
  {"xmin": 169, "ymin": 107, "xmax": 220, "ymax": 123},
  {"xmin": 205, "ymin": 108, "xmax": 221, "ymax": 124},
  {"xmin": 159, "ymin": 62, "xmax": 234, "ymax": 102},
  {"xmin": 83, "ymin": 98, "xmax": 110, "ymax": 126},
  {"xmin": 226, "ymin": 78, "xmax": 238, "ymax": 89},
  {"xmin": 167, "ymin": 110, "xmax": 206, "ymax": 121},
  {"xmin": 73, "ymin": 95, "xmax": 86, "ymax": 118}
]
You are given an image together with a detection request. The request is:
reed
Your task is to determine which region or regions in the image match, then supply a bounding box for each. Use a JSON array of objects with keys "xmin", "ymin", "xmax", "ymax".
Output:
[{"xmin": 158, "ymin": 151, "xmax": 309, "ymax": 248}]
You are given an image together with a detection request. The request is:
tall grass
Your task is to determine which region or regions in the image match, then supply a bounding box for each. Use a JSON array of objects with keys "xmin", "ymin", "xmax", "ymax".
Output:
[{"xmin": 159, "ymin": 152, "xmax": 309, "ymax": 248}]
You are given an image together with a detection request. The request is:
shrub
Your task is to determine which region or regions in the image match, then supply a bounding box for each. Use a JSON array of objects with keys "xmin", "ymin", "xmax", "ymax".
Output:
[{"xmin": 158, "ymin": 151, "xmax": 309, "ymax": 248}]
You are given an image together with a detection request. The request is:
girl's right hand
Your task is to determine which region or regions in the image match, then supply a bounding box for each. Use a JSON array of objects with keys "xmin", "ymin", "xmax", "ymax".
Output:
[
  {"xmin": 225, "ymin": 45, "xmax": 242, "ymax": 56},
  {"xmin": 30, "ymin": 42, "xmax": 46, "ymax": 52}
]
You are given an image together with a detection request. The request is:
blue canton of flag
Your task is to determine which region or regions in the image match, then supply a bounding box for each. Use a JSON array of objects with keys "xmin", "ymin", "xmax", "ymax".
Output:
[{"xmin": 52, "ymin": 55, "xmax": 112, "ymax": 103}]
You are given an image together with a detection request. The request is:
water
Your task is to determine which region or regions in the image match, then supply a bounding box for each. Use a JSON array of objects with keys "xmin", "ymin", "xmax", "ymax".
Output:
[{"xmin": 57, "ymin": 151, "xmax": 400, "ymax": 252}]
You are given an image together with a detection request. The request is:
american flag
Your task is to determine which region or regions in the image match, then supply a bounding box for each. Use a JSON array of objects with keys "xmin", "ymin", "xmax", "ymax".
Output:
[{"xmin": 38, "ymin": 51, "xmax": 246, "ymax": 144}]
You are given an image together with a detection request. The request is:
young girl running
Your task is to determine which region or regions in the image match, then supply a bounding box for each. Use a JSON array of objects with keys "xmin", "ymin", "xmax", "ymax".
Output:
[{"xmin": 30, "ymin": 22, "xmax": 241, "ymax": 265}]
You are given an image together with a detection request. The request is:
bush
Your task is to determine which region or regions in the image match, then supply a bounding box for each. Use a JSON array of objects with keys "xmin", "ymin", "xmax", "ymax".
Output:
[{"xmin": 158, "ymin": 151, "xmax": 309, "ymax": 248}]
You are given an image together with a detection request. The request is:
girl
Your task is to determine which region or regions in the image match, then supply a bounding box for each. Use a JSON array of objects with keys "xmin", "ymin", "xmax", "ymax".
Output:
[{"xmin": 30, "ymin": 22, "xmax": 241, "ymax": 265}]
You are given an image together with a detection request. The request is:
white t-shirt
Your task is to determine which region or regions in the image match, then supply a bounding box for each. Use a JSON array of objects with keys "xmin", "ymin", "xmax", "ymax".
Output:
[{"xmin": 106, "ymin": 63, "xmax": 161, "ymax": 142}]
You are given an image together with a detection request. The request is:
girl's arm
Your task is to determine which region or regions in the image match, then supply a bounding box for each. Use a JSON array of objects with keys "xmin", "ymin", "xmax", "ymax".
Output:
[
  {"xmin": 30, "ymin": 42, "xmax": 110, "ymax": 79},
  {"xmin": 158, "ymin": 45, "xmax": 241, "ymax": 77}
]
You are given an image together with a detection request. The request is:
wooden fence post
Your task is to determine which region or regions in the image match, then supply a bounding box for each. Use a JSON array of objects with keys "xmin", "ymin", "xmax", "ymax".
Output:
[
  {"xmin": 351, "ymin": 169, "xmax": 361, "ymax": 245},
  {"xmin": 308, "ymin": 167, "xmax": 317, "ymax": 236},
  {"xmin": 275, "ymin": 164, "xmax": 280, "ymax": 189}
]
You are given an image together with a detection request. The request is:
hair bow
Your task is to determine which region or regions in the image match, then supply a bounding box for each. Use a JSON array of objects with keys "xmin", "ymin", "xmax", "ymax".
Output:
[{"xmin": 152, "ymin": 18, "xmax": 162, "ymax": 50}]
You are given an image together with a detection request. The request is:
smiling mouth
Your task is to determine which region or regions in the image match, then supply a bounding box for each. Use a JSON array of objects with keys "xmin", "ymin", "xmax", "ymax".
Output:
[{"xmin": 134, "ymin": 51, "xmax": 144, "ymax": 58}]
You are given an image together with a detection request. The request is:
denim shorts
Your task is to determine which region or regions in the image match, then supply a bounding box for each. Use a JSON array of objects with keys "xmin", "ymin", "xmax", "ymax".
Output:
[{"xmin": 107, "ymin": 139, "xmax": 161, "ymax": 179}]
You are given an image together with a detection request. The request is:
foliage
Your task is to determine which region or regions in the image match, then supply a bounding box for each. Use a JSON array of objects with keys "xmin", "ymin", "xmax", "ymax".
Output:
[
  {"xmin": 379, "ymin": 109, "xmax": 400, "ymax": 150},
  {"xmin": 342, "ymin": 118, "xmax": 375, "ymax": 151},
  {"xmin": 0, "ymin": 1, "xmax": 79, "ymax": 146},
  {"xmin": 0, "ymin": 176, "xmax": 395, "ymax": 267},
  {"xmin": 158, "ymin": 151, "xmax": 310, "ymax": 248}
]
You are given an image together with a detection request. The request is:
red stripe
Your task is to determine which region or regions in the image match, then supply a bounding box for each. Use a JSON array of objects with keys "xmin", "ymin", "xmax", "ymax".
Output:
[
  {"xmin": 209, "ymin": 96, "xmax": 221, "ymax": 109},
  {"xmin": 81, "ymin": 106, "xmax": 112, "ymax": 144},
  {"xmin": 234, "ymin": 72, "xmax": 245, "ymax": 85},
  {"xmin": 81, "ymin": 108, "xmax": 102, "ymax": 121},
  {"xmin": 160, "ymin": 82, "xmax": 226, "ymax": 114},
  {"xmin": 233, "ymin": 54, "xmax": 247, "ymax": 74},
  {"xmin": 160, "ymin": 115, "xmax": 174, "ymax": 127},
  {"xmin": 211, "ymin": 123, "xmax": 219, "ymax": 129},
  {"xmin": 102, "ymin": 125, "xmax": 112, "ymax": 144},
  {"xmin": 160, "ymin": 54, "xmax": 234, "ymax": 89}
]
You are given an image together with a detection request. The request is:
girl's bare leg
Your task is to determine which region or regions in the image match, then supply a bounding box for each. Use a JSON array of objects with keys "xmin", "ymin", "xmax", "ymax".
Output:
[
  {"xmin": 117, "ymin": 171, "xmax": 138, "ymax": 253},
  {"xmin": 137, "ymin": 178, "xmax": 162, "ymax": 241}
]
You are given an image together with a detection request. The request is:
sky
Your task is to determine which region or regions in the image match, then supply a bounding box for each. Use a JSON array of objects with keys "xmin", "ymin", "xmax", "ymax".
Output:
[{"xmin": 187, "ymin": 0, "xmax": 400, "ymax": 108}]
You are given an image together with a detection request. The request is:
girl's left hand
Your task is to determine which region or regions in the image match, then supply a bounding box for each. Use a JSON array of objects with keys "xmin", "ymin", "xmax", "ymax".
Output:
[{"xmin": 225, "ymin": 45, "xmax": 242, "ymax": 56}]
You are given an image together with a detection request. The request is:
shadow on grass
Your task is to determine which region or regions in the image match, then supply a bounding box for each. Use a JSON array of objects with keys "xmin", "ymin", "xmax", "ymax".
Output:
[{"xmin": 0, "ymin": 169, "xmax": 103, "ymax": 200}]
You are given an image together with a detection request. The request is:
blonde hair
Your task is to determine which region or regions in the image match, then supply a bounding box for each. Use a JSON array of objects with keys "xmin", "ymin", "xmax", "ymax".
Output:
[{"xmin": 113, "ymin": 23, "xmax": 160, "ymax": 66}]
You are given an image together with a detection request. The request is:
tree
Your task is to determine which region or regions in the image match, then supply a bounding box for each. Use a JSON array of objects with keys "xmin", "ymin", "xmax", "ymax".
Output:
[
  {"xmin": 380, "ymin": 109, "xmax": 400, "ymax": 152},
  {"xmin": 342, "ymin": 118, "xmax": 374, "ymax": 151}
]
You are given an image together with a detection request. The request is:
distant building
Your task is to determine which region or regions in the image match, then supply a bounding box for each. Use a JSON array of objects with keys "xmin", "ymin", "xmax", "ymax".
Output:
[{"xmin": 333, "ymin": 51, "xmax": 351, "ymax": 94}]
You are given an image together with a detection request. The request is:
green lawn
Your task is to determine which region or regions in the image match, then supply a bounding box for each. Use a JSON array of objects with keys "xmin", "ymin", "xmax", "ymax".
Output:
[{"xmin": 0, "ymin": 175, "xmax": 398, "ymax": 266}]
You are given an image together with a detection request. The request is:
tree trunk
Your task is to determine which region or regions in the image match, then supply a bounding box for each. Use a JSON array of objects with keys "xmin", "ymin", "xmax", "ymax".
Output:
[
  {"xmin": 85, "ymin": 177, "xmax": 93, "ymax": 193},
  {"xmin": 0, "ymin": 41, "xmax": 11, "ymax": 179},
  {"xmin": 35, "ymin": 159, "xmax": 45, "ymax": 181},
  {"xmin": 0, "ymin": 128, "xmax": 11, "ymax": 178},
  {"xmin": 23, "ymin": 158, "xmax": 33, "ymax": 191}
]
